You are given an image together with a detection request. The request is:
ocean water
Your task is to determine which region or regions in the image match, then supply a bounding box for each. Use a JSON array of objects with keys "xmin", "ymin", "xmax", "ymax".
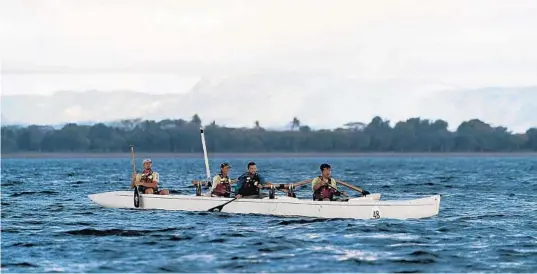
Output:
[{"xmin": 1, "ymin": 156, "xmax": 537, "ymax": 273}]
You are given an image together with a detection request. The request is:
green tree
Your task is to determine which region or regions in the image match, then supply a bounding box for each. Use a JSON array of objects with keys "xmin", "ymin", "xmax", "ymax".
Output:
[
  {"xmin": 190, "ymin": 114, "xmax": 202, "ymax": 126},
  {"xmin": 1, "ymin": 115, "xmax": 536, "ymax": 153},
  {"xmin": 291, "ymin": 117, "xmax": 300, "ymax": 131}
]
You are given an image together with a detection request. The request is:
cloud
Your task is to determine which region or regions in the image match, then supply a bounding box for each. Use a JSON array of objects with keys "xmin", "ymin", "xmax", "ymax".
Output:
[
  {"xmin": 1, "ymin": 0, "xmax": 536, "ymax": 131},
  {"xmin": 2, "ymin": 0, "xmax": 536, "ymax": 83},
  {"xmin": 2, "ymin": 75, "xmax": 536, "ymax": 133}
]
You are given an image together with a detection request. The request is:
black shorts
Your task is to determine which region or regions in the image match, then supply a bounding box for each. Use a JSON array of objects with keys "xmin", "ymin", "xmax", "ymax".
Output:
[{"xmin": 138, "ymin": 186, "xmax": 159, "ymax": 194}]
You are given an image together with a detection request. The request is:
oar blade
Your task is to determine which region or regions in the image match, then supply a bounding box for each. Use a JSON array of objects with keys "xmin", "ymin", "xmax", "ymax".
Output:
[
  {"xmin": 134, "ymin": 187, "xmax": 140, "ymax": 208},
  {"xmin": 207, "ymin": 198, "xmax": 237, "ymax": 212}
]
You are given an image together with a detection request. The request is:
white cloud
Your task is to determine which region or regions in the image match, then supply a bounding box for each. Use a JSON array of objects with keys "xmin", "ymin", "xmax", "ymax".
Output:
[{"xmin": 1, "ymin": 0, "xmax": 536, "ymax": 130}]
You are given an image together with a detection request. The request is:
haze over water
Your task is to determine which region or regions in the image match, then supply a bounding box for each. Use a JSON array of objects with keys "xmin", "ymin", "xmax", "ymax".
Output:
[{"xmin": 2, "ymin": 156, "xmax": 536, "ymax": 272}]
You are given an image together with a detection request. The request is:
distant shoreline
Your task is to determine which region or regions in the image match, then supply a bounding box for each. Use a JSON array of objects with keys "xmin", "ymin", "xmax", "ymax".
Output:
[{"xmin": 2, "ymin": 152, "xmax": 537, "ymax": 159}]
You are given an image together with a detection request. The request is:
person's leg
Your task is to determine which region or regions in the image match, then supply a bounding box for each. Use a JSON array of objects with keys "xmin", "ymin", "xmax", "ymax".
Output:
[
  {"xmin": 144, "ymin": 188, "xmax": 154, "ymax": 194},
  {"xmin": 158, "ymin": 189, "xmax": 169, "ymax": 195}
]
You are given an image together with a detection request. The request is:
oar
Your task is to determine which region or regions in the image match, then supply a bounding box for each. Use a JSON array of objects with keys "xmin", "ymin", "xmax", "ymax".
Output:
[
  {"xmin": 130, "ymin": 145, "xmax": 140, "ymax": 208},
  {"xmin": 207, "ymin": 197, "xmax": 238, "ymax": 212},
  {"xmin": 263, "ymin": 179, "xmax": 313, "ymax": 190},
  {"xmin": 335, "ymin": 179, "xmax": 370, "ymax": 196},
  {"xmin": 326, "ymin": 183, "xmax": 350, "ymax": 199},
  {"xmin": 263, "ymin": 179, "xmax": 313, "ymax": 196},
  {"xmin": 192, "ymin": 179, "xmax": 238, "ymax": 186}
]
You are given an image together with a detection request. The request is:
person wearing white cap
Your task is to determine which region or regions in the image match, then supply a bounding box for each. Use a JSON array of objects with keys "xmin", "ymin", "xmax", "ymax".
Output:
[{"xmin": 130, "ymin": 158, "xmax": 169, "ymax": 195}]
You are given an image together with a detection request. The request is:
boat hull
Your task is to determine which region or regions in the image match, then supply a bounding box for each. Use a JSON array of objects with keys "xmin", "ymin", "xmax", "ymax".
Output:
[{"xmin": 89, "ymin": 191, "xmax": 440, "ymax": 220}]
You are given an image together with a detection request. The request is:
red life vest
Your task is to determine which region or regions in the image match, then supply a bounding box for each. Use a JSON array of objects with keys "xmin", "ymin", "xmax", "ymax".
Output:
[
  {"xmin": 314, "ymin": 177, "xmax": 336, "ymax": 200},
  {"xmin": 212, "ymin": 174, "xmax": 231, "ymax": 197}
]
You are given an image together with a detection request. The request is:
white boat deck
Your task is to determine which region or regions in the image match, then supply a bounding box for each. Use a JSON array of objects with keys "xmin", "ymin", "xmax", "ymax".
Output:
[{"xmin": 89, "ymin": 191, "xmax": 441, "ymax": 220}]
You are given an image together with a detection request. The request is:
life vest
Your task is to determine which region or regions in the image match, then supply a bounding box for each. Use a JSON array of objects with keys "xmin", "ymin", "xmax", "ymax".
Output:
[
  {"xmin": 313, "ymin": 176, "xmax": 336, "ymax": 201},
  {"xmin": 238, "ymin": 173, "xmax": 261, "ymax": 196},
  {"xmin": 137, "ymin": 169, "xmax": 158, "ymax": 193},
  {"xmin": 140, "ymin": 169, "xmax": 155, "ymax": 185},
  {"xmin": 212, "ymin": 174, "xmax": 231, "ymax": 197}
]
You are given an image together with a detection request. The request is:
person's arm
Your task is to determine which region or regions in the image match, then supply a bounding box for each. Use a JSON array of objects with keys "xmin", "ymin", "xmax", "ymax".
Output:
[
  {"xmin": 131, "ymin": 174, "xmax": 142, "ymax": 188},
  {"xmin": 312, "ymin": 178, "xmax": 323, "ymax": 191},
  {"xmin": 212, "ymin": 175, "xmax": 221, "ymax": 187},
  {"xmin": 235, "ymin": 175, "xmax": 245, "ymax": 198},
  {"xmin": 257, "ymin": 174, "xmax": 267, "ymax": 188},
  {"xmin": 236, "ymin": 174, "xmax": 245, "ymax": 189},
  {"xmin": 211, "ymin": 175, "xmax": 221, "ymax": 194},
  {"xmin": 130, "ymin": 173, "xmax": 137, "ymax": 188}
]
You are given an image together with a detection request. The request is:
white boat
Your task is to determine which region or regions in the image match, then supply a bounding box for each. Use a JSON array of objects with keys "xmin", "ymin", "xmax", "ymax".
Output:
[
  {"xmin": 88, "ymin": 191, "xmax": 440, "ymax": 220},
  {"xmin": 96, "ymin": 129, "xmax": 441, "ymax": 220}
]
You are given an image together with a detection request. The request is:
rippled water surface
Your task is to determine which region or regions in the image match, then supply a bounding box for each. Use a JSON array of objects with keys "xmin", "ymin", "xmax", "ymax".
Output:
[{"xmin": 2, "ymin": 156, "xmax": 537, "ymax": 272}]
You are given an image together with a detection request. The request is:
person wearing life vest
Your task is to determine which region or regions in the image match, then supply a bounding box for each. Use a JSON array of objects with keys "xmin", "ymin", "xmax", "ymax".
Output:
[
  {"xmin": 235, "ymin": 162, "xmax": 267, "ymax": 198},
  {"xmin": 312, "ymin": 163, "xmax": 340, "ymax": 201},
  {"xmin": 130, "ymin": 159, "xmax": 170, "ymax": 195},
  {"xmin": 211, "ymin": 162, "xmax": 233, "ymax": 197}
]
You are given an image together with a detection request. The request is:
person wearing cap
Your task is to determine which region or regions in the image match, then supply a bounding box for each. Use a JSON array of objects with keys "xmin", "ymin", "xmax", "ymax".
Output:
[
  {"xmin": 211, "ymin": 162, "xmax": 233, "ymax": 197},
  {"xmin": 311, "ymin": 163, "xmax": 341, "ymax": 201},
  {"xmin": 130, "ymin": 159, "xmax": 169, "ymax": 195}
]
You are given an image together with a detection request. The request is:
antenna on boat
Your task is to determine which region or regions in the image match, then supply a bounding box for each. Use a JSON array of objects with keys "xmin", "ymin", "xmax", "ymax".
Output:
[{"xmin": 200, "ymin": 127, "xmax": 212, "ymax": 192}]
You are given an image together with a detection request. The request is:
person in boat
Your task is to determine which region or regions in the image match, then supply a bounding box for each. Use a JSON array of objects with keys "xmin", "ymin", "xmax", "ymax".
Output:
[
  {"xmin": 312, "ymin": 163, "xmax": 341, "ymax": 201},
  {"xmin": 211, "ymin": 162, "xmax": 233, "ymax": 197},
  {"xmin": 312, "ymin": 163, "xmax": 370, "ymax": 201},
  {"xmin": 235, "ymin": 162, "xmax": 267, "ymax": 198},
  {"xmin": 130, "ymin": 159, "xmax": 169, "ymax": 195}
]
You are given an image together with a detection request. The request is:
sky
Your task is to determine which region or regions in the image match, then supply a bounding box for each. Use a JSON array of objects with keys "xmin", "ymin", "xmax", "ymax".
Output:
[{"xmin": 1, "ymin": 0, "xmax": 536, "ymax": 130}]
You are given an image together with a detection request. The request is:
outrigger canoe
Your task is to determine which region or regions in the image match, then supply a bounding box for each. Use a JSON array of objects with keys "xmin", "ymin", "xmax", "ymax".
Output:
[
  {"xmin": 90, "ymin": 128, "xmax": 441, "ymax": 220},
  {"xmin": 88, "ymin": 191, "xmax": 441, "ymax": 220}
]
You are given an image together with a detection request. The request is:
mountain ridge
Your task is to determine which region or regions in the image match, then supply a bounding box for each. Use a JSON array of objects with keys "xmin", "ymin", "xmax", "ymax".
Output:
[{"xmin": 1, "ymin": 75, "xmax": 536, "ymax": 133}]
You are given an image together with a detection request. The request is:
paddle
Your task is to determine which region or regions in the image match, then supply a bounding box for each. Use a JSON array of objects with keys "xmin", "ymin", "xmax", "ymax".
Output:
[
  {"xmin": 326, "ymin": 183, "xmax": 351, "ymax": 201},
  {"xmin": 130, "ymin": 145, "xmax": 140, "ymax": 208},
  {"xmin": 207, "ymin": 197, "xmax": 238, "ymax": 212}
]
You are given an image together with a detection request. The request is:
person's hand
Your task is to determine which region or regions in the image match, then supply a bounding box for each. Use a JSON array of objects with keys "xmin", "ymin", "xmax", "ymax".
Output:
[
  {"xmin": 362, "ymin": 190, "xmax": 370, "ymax": 196},
  {"xmin": 235, "ymin": 194, "xmax": 242, "ymax": 199},
  {"xmin": 322, "ymin": 180, "xmax": 329, "ymax": 186}
]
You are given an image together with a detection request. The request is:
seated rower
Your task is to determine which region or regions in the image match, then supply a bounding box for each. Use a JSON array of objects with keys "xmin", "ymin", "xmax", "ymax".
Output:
[
  {"xmin": 211, "ymin": 162, "xmax": 233, "ymax": 197},
  {"xmin": 235, "ymin": 162, "xmax": 268, "ymax": 199},
  {"xmin": 130, "ymin": 159, "xmax": 169, "ymax": 195},
  {"xmin": 312, "ymin": 163, "xmax": 342, "ymax": 201}
]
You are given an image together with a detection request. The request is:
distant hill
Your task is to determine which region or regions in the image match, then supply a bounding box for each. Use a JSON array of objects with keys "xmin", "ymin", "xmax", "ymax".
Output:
[{"xmin": 1, "ymin": 74, "xmax": 536, "ymax": 133}]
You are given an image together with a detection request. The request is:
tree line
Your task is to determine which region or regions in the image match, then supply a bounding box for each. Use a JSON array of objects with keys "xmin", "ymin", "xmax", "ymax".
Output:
[{"xmin": 1, "ymin": 115, "xmax": 536, "ymax": 153}]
